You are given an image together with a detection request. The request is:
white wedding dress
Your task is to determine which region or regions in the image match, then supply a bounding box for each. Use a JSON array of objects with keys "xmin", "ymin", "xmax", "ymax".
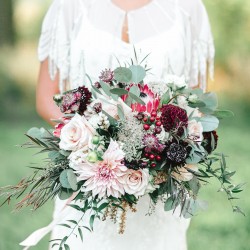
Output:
[{"xmin": 21, "ymin": 0, "xmax": 215, "ymax": 249}]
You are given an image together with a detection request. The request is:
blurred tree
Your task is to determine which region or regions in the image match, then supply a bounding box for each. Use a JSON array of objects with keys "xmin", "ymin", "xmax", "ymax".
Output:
[{"xmin": 0, "ymin": 0, "xmax": 15, "ymax": 46}]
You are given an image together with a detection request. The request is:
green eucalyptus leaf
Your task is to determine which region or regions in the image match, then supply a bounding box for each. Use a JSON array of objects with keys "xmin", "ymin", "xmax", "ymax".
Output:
[
  {"xmin": 129, "ymin": 85, "xmax": 141, "ymax": 96},
  {"xmin": 198, "ymin": 115, "xmax": 219, "ymax": 132},
  {"xmin": 128, "ymin": 92, "xmax": 145, "ymax": 105},
  {"xmin": 26, "ymin": 127, "xmax": 43, "ymax": 139},
  {"xmin": 117, "ymin": 104, "xmax": 125, "ymax": 120},
  {"xmin": 199, "ymin": 92, "xmax": 218, "ymax": 113},
  {"xmin": 110, "ymin": 88, "xmax": 129, "ymax": 96},
  {"xmin": 164, "ymin": 196, "xmax": 175, "ymax": 211},
  {"xmin": 129, "ymin": 65, "xmax": 146, "ymax": 83},
  {"xmin": 213, "ymin": 110, "xmax": 234, "ymax": 119},
  {"xmin": 58, "ymin": 189, "xmax": 74, "ymax": 200},
  {"xmin": 114, "ymin": 67, "xmax": 132, "ymax": 83},
  {"xmin": 99, "ymin": 81, "xmax": 111, "ymax": 96},
  {"xmin": 60, "ymin": 169, "xmax": 78, "ymax": 191}
]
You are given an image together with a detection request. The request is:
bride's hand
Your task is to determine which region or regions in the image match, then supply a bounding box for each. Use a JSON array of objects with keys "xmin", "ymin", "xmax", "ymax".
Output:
[{"xmin": 36, "ymin": 59, "xmax": 63, "ymax": 126}]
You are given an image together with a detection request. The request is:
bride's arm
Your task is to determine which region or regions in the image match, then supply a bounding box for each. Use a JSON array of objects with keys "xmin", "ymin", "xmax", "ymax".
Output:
[{"xmin": 36, "ymin": 59, "xmax": 63, "ymax": 126}]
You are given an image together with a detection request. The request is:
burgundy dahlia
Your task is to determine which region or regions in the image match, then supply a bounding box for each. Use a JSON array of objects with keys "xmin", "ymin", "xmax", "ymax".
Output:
[
  {"xmin": 99, "ymin": 69, "xmax": 114, "ymax": 83},
  {"xmin": 202, "ymin": 131, "xmax": 219, "ymax": 154},
  {"xmin": 160, "ymin": 104, "xmax": 188, "ymax": 136}
]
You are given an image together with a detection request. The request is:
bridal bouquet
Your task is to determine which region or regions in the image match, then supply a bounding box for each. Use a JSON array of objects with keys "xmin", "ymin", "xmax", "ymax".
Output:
[{"xmin": 0, "ymin": 62, "xmax": 244, "ymax": 249}]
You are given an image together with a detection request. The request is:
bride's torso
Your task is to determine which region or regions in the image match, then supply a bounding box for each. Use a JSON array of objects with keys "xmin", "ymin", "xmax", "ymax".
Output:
[{"xmin": 38, "ymin": 0, "xmax": 215, "ymax": 93}]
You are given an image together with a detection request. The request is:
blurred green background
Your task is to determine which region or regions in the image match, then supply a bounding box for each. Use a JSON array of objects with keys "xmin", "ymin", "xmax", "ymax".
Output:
[{"xmin": 0, "ymin": 0, "xmax": 249, "ymax": 249}]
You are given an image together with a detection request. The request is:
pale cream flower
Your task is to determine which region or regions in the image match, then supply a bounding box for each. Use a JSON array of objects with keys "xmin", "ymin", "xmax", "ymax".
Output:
[{"xmin": 172, "ymin": 164, "xmax": 198, "ymax": 181}]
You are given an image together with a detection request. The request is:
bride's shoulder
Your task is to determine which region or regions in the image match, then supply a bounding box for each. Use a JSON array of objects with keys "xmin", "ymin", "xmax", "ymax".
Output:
[{"xmin": 177, "ymin": 0, "xmax": 207, "ymax": 16}]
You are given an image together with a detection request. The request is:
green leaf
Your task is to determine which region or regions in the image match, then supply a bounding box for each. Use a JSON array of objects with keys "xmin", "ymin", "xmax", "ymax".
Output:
[
  {"xmin": 188, "ymin": 177, "xmax": 200, "ymax": 196},
  {"xmin": 117, "ymin": 104, "xmax": 125, "ymax": 120},
  {"xmin": 58, "ymin": 189, "xmax": 73, "ymax": 200},
  {"xmin": 59, "ymin": 170, "xmax": 78, "ymax": 191},
  {"xmin": 64, "ymin": 244, "xmax": 70, "ymax": 250},
  {"xmin": 89, "ymin": 214, "xmax": 95, "ymax": 231},
  {"xmin": 110, "ymin": 88, "xmax": 129, "ymax": 96},
  {"xmin": 59, "ymin": 223, "xmax": 71, "ymax": 229},
  {"xmin": 128, "ymin": 92, "xmax": 145, "ymax": 105},
  {"xmin": 188, "ymin": 100, "xmax": 206, "ymax": 108},
  {"xmin": 78, "ymin": 228, "xmax": 83, "ymax": 242},
  {"xmin": 198, "ymin": 115, "xmax": 219, "ymax": 132},
  {"xmin": 160, "ymin": 90, "xmax": 171, "ymax": 106},
  {"xmin": 114, "ymin": 67, "xmax": 132, "ymax": 83},
  {"xmin": 129, "ymin": 85, "xmax": 141, "ymax": 96},
  {"xmin": 164, "ymin": 196, "xmax": 175, "ymax": 211},
  {"xmin": 233, "ymin": 206, "xmax": 246, "ymax": 216},
  {"xmin": 129, "ymin": 65, "xmax": 146, "ymax": 83},
  {"xmin": 99, "ymin": 81, "xmax": 111, "ymax": 96},
  {"xmin": 98, "ymin": 202, "xmax": 109, "ymax": 212},
  {"xmin": 213, "ymin": 110, "xmax": 234, "ymax": 119},
  {"xmin": 199, "ymin": 92, "xmax": 218, "ymax": 113}
]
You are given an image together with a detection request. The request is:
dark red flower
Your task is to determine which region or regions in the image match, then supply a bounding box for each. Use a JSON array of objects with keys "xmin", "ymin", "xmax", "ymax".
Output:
[
  {"xmin": 160, "ymin": 104, "xmax": 188, "ymax": 136},
  {"xmin": 202, "ymin": 131, "xmax": 219, "ymax": 154}
]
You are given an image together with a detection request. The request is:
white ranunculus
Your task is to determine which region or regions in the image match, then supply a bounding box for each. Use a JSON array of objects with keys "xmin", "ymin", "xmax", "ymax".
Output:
[
  {"xmin": 123, "ymin": 168, "xmax": 149, "ymax": 197},
  {"xmin": 188, "ymin": 119, "xmax": 203, "ymax": 142},
  {"xmin": 172, "ymin": 164, "xmax": 198, "ymax": 182},
  {"xmin": 59, "ymin": 114, "xmax": 95, "ymax": 152},
  {"xmin": 166, "ymin": 74, "xmax": 187, "ymax": 90}
]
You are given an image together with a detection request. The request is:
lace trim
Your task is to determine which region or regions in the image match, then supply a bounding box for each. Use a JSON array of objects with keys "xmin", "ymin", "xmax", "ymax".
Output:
[{"xmin": 190, "ymin": 38, "xmax": 215, "ymax": 90}]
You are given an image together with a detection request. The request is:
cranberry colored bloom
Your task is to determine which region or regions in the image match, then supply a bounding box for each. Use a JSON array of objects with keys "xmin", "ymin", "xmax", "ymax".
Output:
[
  {"xmin": 60, "ymin": 86, "xmax": 92, "ymax": 115},
  {"xmin": 142, "ymin": 134, "xmax": 166, "ymax": 153},
  {"xmin": 160, "ymin": 104, "xmax": 188, "ymax": 136},
  {"xmin": 202, "ymin": 131, "xmax": 219, "ymax": 154},
  {"xmin": 53, "ymin": 118, "xmax": 70, "ymax": 138}
]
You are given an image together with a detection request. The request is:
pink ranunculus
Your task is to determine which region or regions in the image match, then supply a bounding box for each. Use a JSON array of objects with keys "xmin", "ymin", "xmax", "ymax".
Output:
[
  {"xmin": 123, "ymin": 168, "xmax": 149, "ymax": 197},
  {"xmin": 75, "ymin": 140, "xmax": 128, "ymax": 198},
  {"xmin": 122, "ymin": 84, "xmax": 160, "ymax": 114}
]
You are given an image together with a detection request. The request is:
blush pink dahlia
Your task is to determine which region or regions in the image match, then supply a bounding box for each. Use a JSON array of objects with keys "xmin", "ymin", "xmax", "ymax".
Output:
[{"xmin": 76, "ymin": 140, "xmax": 128, "ymax": 198}]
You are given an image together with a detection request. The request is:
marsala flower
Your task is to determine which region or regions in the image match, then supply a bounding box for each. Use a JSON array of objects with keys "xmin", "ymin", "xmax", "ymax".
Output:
[
  {"xmin": 60, "ymin": 86, "xmax": 92, "ymax": 115},
  {"xmin": 142, "ymin": 134, "xmax": 165, "ymax": 153},
  {"xmin": 99, "ymin": 69, "xmax": 114, "ymax": 83},
  {"xmin": 164, "ymin": 139, "xmax": 190, "ymax": 167},
  {"xmin": 160, "ymin": 104, "xmax": 188, "ymax": 136},
  {"xmin": 202, "ymin": 131, "xmax": 219, "ymax": 154}
]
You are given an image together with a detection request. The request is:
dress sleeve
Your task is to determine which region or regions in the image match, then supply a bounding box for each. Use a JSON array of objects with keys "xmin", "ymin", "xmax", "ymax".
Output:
[
  {"xmin": 179, "ymin": 0, "xmax": 215, "ymax": 90},
  {"xmin": 38, "ymin": 0, "xmax": 83, "ymax": 92}
]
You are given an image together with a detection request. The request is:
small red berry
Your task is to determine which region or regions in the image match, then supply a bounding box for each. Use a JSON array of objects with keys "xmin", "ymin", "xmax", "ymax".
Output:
[
  {"xmin": 156, "ymin": 116, "xmax": 160, "ymax": 121},
  {"xmin": 145, "ymin": 153, "xmax": 149, "ymax": 158},
  {"xmin": 149, "ymin": 154, "xmax": 155, "ymax": 160},
  {"xmin": 151, "ymin": 110, "xmax": 157, "ymax": 117},
  {"xmin": 143, "ymin": 124, "xmax": 150, "ymax": 130},
  {"xmin": 151, "ymin": 163, "xmax": 157, "ymax": 168},
  {"xmin": 156, "ymin": 121, "xmax": 162, "ymax": 127},
  {"xmin": 156, "ymin": 155, "xmax": 162, "ymax": 161},
  {"xmin": 143, "ymin": 117, "xmax": 148, "ymax": 122},
  {"xmin": 150, "ymin": 117, "xmax": 155, "ymax": 122}
]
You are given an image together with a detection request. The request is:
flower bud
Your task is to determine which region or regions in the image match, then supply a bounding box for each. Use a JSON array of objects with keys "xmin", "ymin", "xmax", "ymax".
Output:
[
  {"xmin": 87, "ymin": 151, "xmax": 99, "ymax": 163},
  {"xmin": 92, "ymin": 136, "xmax": 100, "ymax": 145}
]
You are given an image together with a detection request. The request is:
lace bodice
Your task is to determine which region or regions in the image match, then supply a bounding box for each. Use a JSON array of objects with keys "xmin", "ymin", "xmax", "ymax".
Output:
[{"xmin": 38, "ymin": 0, "xmax": 214, "ymax": 93}]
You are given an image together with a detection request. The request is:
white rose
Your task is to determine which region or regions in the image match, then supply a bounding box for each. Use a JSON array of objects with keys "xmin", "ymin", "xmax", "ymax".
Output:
[
  {"xmin": 59, "ymin": 114, "xmax": 95, "ymax": 151},
  {"xmin": 123, "ymin": 169, "xmax": 149, "ymax": 197},
  {"xmin": 188, "ymin": 120, "xmax": 203, "ymax": 142},
  {"xmin": 172, "ymin": 164, "xmax": 198, "ymax": 181}
]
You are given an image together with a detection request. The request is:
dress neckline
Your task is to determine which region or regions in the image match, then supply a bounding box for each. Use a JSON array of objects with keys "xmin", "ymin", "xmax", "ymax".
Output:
[{"xmin": 108, "ymin": 0, "xmax": 156, "ymax": 14}]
